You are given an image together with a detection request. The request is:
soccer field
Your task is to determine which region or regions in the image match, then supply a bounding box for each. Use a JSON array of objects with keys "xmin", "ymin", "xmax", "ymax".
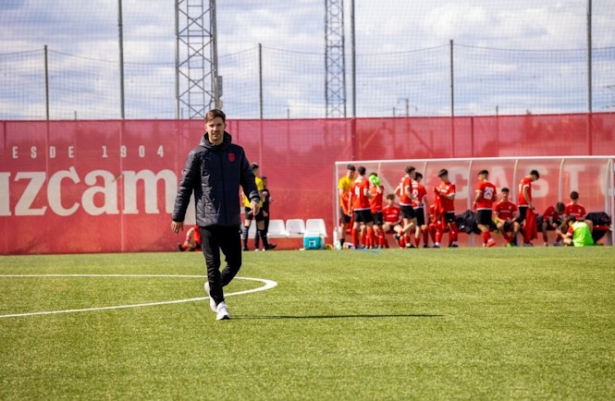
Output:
[{"xmin": 1, "ymin": 248, "xmax": 614, "ymax": 400}]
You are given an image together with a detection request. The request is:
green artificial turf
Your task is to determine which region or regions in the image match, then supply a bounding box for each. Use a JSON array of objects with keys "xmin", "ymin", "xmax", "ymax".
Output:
[{"xmin": 1, "ymin": 248, "xmax": 614, "ymax": 400}]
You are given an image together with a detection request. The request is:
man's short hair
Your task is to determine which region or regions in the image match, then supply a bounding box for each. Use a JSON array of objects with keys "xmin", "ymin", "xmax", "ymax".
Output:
[
  {"xmin": 565, "ymin": 216, "xmax": 576, "ymax": 225},
  {"xmin": 415, "ymin": 172, "xmax": 423, "ymax": 179},
  {"xmin": 438, "ymin": 169, "xmax": 448, "ymax": 177},
  {"xmin": 358, "ymin": 166, "xmax": 366, "ymax": 175},
  {"xmin": 405, "ymin": 166, "xmax": 416, "ymax": 174},
  {"xmin": 205, "ymin": 109, "xmax": 226, "ymax": 123},
  {"xmin": 386, "ymin": 194, "xmax": 396, "ymax": 200},
  {"xmin": 261, "ymin": 176, "xmax": 267, "ymax": 180},
  {"xmin": 346, "ymin": 164, "xmax": 356, "ymax": 171},
  {"xmin": 570, "ymin": 191, "xmax": 579, "ymax": 200},
  {"xmin": 501, "ymin": 187, "xmax": 510, "ymax": 193},
  {"xmin": 250, "ymin": 163, "xmax": 259, "ymax": 170},
  {"xmin": 478, "ymin": 169, "xmax": 489, "ymax": 176},
  {"xmin": 556, "ymin": 202, "xmax": 565, "ymax": 212},
  {"xmin": 530, "ymin": 169, "xmax": 540, "ymax": 179}
]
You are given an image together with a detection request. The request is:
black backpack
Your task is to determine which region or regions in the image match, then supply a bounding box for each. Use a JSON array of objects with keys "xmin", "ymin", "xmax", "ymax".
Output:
[
  {"xmin": 456, "ymin": 209, "xmax": 481, "ymax": 235},
  {"xmin": 585, "ymin": 212, "xmax": 612, "ymax": 242}
]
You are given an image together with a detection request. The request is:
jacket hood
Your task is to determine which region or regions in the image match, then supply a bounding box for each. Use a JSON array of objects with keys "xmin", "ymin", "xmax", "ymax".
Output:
[{"xmin": 201, "ymin": 131, "xmax": 232, "ymax": 150}]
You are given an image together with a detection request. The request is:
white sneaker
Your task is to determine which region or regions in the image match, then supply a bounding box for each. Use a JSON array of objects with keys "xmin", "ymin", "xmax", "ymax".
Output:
[
  {"xmin": 204, "ymin": 282, "xmax": 216, "ymax": 313},
  {"xmin": 216, "ymin": 302, "xmax": 230, "ymax": 320}
]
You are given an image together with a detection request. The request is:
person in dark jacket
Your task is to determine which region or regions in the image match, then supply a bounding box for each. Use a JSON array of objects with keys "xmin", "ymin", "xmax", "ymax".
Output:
[{"xmin": 171, "ymin": 109, "xmax": 260, "ymax": 321}]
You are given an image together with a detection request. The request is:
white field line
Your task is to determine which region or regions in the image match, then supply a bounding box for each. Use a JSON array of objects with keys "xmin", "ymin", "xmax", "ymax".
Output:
[{"xmin": 0, "ymin": 275, "xmax": 277, "ymax": 319}]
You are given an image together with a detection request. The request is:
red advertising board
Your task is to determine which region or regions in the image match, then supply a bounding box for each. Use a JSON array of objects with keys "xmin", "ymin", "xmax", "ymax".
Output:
[{"xmin": 1, "ymin": 113, "xmax": 614, "ymax": 254}]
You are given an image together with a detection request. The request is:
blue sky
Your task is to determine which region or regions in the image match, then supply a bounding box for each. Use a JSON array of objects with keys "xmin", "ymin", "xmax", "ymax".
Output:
[{"xmin": 0, "ymin": 0, "xmax": 614, "ymax": 119}]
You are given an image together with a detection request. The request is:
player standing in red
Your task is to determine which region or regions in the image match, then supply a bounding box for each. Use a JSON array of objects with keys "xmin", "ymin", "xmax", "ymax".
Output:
[
  {"xmin": 337, "ymin": 165, "xmax": 356, "ymax": 248},
  {"xmin": 541, "ymin": 201, "xmax": 565, "ymax": 246},
  {"xmin": 564, "ymin": 191, "xmax": 587, "ymax": 220},
  {"xmin": 367, "ymin": 172, "xmax": 385, "ymax": 248},
  {"xmin": 473, "ymin": 170, "xmax": 497, "ymax": 247},
  {"xmin": 427, "ymin": 203, "xmax": 443, "ymax": 247},
  {"xmin": 395, "ymin": 166, "xmax": 418, "ymax": 248},
  {"xmin": 412, "ymin": 172, "xmax": 430, "ymax": 248},
  {"xmin": 434, "ymin": 169, "xmax": 458, "ymax": 248},
  {"xmin": 348, "ymin": 166, "xmax": 373, "ymax": 249},
  {"xmin": 517, "ymin": 169, "xmax": 540, "ymax": 246},
  {"xmin": 493, "ymin": 187, "xmax": 520, "ymax": 247},
  {"xmin": 382, "ymin": 194, "xmax": 402, "ymax": 248}
]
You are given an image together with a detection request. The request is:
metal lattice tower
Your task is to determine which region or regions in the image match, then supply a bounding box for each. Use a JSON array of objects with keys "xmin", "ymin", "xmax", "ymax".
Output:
[
  {"xmin": 325, "ymin": 0, "xmax": 347, "ymax": 118},
  {"xmin": 175, "ymin": 0, "xmax": 222, "ymax": 119}
]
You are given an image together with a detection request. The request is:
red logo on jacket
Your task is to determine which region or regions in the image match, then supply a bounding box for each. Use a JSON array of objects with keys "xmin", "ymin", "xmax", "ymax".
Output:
[{"xmin": 228, "ymin": 153, "xmax": 235, "ymax": 162}]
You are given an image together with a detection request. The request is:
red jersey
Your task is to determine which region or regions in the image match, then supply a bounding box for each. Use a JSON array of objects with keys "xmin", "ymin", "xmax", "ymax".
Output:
[
  {"xmin": 475, "ymin": 180, "xmax": 497, "ymax": 210},
  {"xmin": 412, "ymin": 182, "xmax": 427, "ymax": 208},
  {"xmin": 350, "ymin": 177, "xmax": 371, "ymax": 211},
  {"xmin": 518, "ymin": 177, "xmax": 533, "ymax": 206},
  {"xmin": 382, "ymin": 204, "xmax": 401, "ymax": 224},
  {"xmin": 542, "ymin": 205, "xmax": 563, "ymax": 222},
  {"xmin": 565, "ymin": 203, "xmax": 587, "ymax": 220},
  {"xmin": 369, "ymin": 184, "xmax": 384, "ymax": 213},
  {"xmin": 399, "ymin": 176, "xmax": 414, "ymax": 206},
  {"xmin": 493, "ymin": 200, "xmax": 518, "ymax": 221},
  {"xmin": 437, "ymin": 181, "xmax": 456, "ymax": 212}
]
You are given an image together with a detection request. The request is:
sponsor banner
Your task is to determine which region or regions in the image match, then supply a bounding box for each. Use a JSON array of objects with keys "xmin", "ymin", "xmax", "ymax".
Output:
[{"xmin": 1, "ymin": 115, "xmax": 613, "ymax": 254}]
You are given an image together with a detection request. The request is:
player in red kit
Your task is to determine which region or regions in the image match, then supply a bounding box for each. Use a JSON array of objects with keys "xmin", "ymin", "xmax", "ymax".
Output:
[
  {"xmin": 412, "ymin": 172, "xmax": 430, "ymax": 248},
  {"xmin": 382, "ymin": 194, "xmax": 402, "ymax": 248},
  {"xmin": 427, "ymin": 203, "xmax": 443, "ymax": 246},
  {"xmin": 348, "ymin": 166, "xmax": 373, "ymax": 248},
  {"xmin": 564, "ymin": 191, "xmax": 587, "ymax": 220},
  {"xmin": 541, "ymin": 202, "xmax": 565, "ymax": 246},
  {"xmin": 517, "ymin": 169, "xmax": 540, "ymax": 246},
  {"xmin": 367, "ymin": 172, "xmax": 385, "ymax": 248},
  {"xmin": 395, "ymin": 166, "xmax": 418, "ymax": 248},
  {"xmin": 434, "ymin": 169, "xmax": 458, "ymax": 247},
  {"xmin": 473, "ymin": 170, "xmax": 497, "ymax": 247},
  {"xmin": 493, "ymin": 187, "xmax": 520, "ymax": 246}
]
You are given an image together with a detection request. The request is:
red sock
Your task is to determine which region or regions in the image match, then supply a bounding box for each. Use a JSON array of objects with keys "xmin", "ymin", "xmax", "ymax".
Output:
[
  {"xmin": 555, "ymin": 234, "xmax": 562, "ymax": 242},
  {"xmin": 542, "ymin": 232, "xmax": 548, "ymax": 242},
  {"xmin": 399, "ymin": 235, "xmax": 406, "ymax": 247},
  {"xmin": 450, "ymin": 222, "xmax": 458, "ymax": 243},
  {"xmin": 414, "ymin": 235, "xmax": 421, "ymax": 247},
  {"xmin": 378, "ymin": 232, "xmax": 385, "ymax": 248},
  {"xmin": 422, "ymin": 229, "xmax": 429, "ymax": 246},
  {"xmin": 435, "ymin": 229, "xmax": 442, "ymax": 244},
  {"xmin": 352, "ymin": 229, "xmax": 359, "ymax": 248}
]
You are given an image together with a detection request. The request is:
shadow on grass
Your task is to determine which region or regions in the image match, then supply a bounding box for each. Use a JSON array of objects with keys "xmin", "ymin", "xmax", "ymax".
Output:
[{"xmin": 235, "ymin": 313, "xmax": 444, "ymax": 320}]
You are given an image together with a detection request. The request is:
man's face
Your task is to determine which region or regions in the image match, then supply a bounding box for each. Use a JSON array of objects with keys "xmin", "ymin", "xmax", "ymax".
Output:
[
  {"xmin": 501, "ymin": 191, "xmax": 509, "ymax": 201},
  {"xmin": 205, "ymin": 117, "xmax": 226, "ymax": 145},
  {"xmin": 346, "ymin": 169, "xmax": 355, "ymax": 179},
  {"xmin": 386, "ymin": 197, "xmax": 394, "ymax": 206}
]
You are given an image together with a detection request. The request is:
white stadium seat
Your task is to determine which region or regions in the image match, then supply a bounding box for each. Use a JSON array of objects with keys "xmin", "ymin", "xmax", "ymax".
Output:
[{"xmin": 285, "ymin": 219, "xmax": 306, "ymax": 237}]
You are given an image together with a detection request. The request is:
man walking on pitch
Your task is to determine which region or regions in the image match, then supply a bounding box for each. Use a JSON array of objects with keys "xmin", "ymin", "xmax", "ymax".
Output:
[{"xmin": 171, "ymin": 109, "xmax": 260, "ymax": 321}]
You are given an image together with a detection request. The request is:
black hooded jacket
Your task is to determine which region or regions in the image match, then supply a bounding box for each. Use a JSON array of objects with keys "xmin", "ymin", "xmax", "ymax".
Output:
[{"xmin": 172, "ymin": 132, "xmax": 259, "ymax": 227}]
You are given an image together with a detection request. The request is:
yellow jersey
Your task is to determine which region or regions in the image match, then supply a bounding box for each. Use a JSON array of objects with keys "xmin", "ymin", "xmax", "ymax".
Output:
[
  {"xmin": 338, "ymin": 176, "xmax": 353, "ymax": 207},
  {"xmin": 244, "ymin": 176, "xmax": 264, "ymax": 208}
]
